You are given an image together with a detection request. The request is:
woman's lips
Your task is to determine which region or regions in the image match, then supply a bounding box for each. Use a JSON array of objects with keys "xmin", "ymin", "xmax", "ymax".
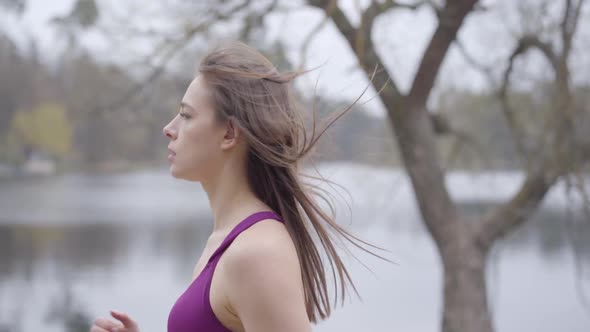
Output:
[{"xmin": 167, "ymin": 148, "xmax": 176, "ymax": 161}]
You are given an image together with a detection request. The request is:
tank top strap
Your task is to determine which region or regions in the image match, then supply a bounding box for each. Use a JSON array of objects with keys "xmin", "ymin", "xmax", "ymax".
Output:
[{"xmin": 206, "ymin": 210, "xmax": 283, "ymax": 265}]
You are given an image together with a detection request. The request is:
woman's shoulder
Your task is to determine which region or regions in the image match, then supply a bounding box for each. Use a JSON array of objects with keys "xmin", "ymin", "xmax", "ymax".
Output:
[
  {"xmin": 217, "ymin": 217, "xmax": 302, "ymax": 287},
  {"xmin": 225, "ymin": 218, "xmax": 297, "ymax": 267},
  {"xmin": 217, "ymin": 218, "xmax": 310, "ymax": 331}
]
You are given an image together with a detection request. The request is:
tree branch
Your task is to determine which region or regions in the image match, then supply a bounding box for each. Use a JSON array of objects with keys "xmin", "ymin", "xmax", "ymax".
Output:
[
  {"xmin": 90, "ymin": 0, "xmax": 262, "ymax": 115},
  {"xmin": 383, "ymin": 0, "xmax": 479, "ymax": 247},
  {"xmin": 477, "ymin": 165, "xmax": 559, "ymax": 250},
  {"xmin": 560, "ymin": 0, "xmax": 586, "ymax": 58},
  {"xmin": 406, "ymin": 0, "xmax": 478, "ymax": 110},
  {"xmin": 498, "ymin": 43, "xmax": 531, "ymax": 162},
  {"xmin": 521, "ymin": 35, "xmax": 559, "ymax": 71},
  {"xmin": 454, "ymin": 38, "xmax": 496, "ymax": 89},
  {"xmin": 497, "ymin": 34, "xmax": 561, "ymax": 165},
  {"xmin": 307, "ymin": 0, "xmax": 402, "ymax": 101},
  {"xmin": 307, "ymin": 0, "xmax": 480, "ymax": 247},
  {"xmin": 379, "ymin": 0, "xmax": 429, "ymax": 11},
  {"xmin": 367, "ymin": 0, "xmax": 430, "ymax": 20},
  {"xmin": 480, "ymin": 0, "xmax": 590, "ymax": 249}
]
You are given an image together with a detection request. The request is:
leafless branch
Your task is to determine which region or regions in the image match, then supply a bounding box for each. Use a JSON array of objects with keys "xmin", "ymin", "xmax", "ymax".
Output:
[
  {"xmin": 498, "ymin": 51, "xmax": 529, "ymax": 161},
  {"xmin": 241, "ymin": 0, "xmax": 279, "ymax": 40},
  {"xmin": 476, "ymin": 165, "xmax": 559, "ymax": 250},
  {"xmin": 481, "ymin": 0, "xmax": 589, "ymax": 250},
  {"xmin": 406, "ymin": 0, "xmax": 478, "ymax": 110},
  {"xmin": 379, "ymin": 0, "xmax": 430, "ymax": 11},
  {"xmin": 454, "ymin": 38, "xmax": 496, "ymax": 89},
  {"xmin": 561, "ymin": 0, "xmax": 586, "ymax": 58},
  {"xmin": 489, "ymin": 34, "xmax": 564, "ymax": 238},
  {"xmin": 308, "ymin": 0, "xmax": 402, "ymax": 100},
  {"xmin": 497, "ymin": 34, "xmax": 560, "ymax": 166},
  {"xmin": 514, "ymin": 35, "xmax": 558, "ymax": 71},
  {"xmin": 90, "ymin": 0, "xmax": 270, "ymax": 115},
  {"xmin": 366, "ymin": 0, "xmax": 430, "ymax": 20}
]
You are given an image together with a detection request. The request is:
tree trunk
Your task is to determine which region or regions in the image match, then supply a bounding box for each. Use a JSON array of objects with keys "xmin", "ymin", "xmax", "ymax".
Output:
[
  {"xmin": 390, "ymin": 102, "xmax": 496, "ymax": 332},
  {"xmin": 441, "ymin": 224, "xmax": 493, "ymax": 332}
]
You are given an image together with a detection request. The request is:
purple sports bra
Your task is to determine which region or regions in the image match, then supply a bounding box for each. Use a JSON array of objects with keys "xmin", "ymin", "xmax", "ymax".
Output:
[{"xmin": 167, "ymin": 210, "xmax": 284, "ymax": 332}]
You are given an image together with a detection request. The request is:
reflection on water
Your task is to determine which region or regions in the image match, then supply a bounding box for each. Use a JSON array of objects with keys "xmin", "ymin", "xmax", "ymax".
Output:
[
  {"xmin": 0, "ymin": 224, "xmax": 125, "ymax": 281},
  {"xmin": 0, "ymin": 220, "xmax": 213, "ymax": 332},
  {"xmin": 459, "ymin": 201, "xmax": 590, "ymax": 265},
  {"xmin": 0, "ymin": 165, "xmax": 589, "ymax": 332}
]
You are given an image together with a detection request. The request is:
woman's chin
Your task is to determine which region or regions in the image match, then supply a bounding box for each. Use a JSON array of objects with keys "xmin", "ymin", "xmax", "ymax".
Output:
[
  {"xmin": 169, "ymin": 165, "xmax": 182, "ymax": 179},
  {"xmin": 169, "ymin": 167, "xmax": 198, "ymax": 182}
]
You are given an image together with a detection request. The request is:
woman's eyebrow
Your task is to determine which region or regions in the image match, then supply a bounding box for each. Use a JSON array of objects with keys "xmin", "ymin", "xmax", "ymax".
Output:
[{"xmin": 180, "ymin": 101, "xmax": 196, "ymax": 112}]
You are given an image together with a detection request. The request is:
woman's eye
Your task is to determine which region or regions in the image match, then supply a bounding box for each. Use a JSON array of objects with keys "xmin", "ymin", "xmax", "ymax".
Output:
[{"xmin": 179, "ymin": 112, "xmax": 191, "ymax": 119}]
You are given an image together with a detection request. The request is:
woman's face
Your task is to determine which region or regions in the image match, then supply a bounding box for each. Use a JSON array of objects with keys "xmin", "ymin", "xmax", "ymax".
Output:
[{"xmin": 163, "ymin": 76, "xmax": 227, "ymax": 182}]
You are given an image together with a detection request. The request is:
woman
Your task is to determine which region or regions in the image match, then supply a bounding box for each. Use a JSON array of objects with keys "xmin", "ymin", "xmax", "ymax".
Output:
[{"xmin": 90, "ymin": 42, "xmax": 383, "ymax": 332}]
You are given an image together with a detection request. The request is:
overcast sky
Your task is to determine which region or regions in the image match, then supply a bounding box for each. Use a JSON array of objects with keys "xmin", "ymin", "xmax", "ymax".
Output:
[{"xmin": 2, "ymin": 0, "xmax": 589, "ymax": 117}]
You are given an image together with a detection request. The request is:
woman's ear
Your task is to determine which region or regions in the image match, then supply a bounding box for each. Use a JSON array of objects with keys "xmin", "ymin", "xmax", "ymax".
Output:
[{"xmin": 220, "ymin": 118, "xmax": 240, "ymax": 151}]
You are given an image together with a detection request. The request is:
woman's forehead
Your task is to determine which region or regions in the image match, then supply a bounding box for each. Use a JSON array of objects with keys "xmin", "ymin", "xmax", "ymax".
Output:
[{"xmin": 183, "ymin": 76, "xmax": 213, "ymax": 105}]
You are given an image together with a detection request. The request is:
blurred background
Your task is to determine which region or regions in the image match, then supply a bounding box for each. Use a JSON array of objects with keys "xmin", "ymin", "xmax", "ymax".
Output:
[{"xmin": 0, "ymin": 0, "xmax": 589, "ymax": 331}]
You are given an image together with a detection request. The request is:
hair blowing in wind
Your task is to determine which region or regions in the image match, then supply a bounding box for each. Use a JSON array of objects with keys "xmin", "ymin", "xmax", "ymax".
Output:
[{"xmin": 198, "ymin": 41, "xmax": 390, "ymax": 323}]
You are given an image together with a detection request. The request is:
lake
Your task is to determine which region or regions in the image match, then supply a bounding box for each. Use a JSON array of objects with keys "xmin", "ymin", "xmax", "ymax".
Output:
[{"xmin": 0, "ymin": 162, "xmax": 588, "ymax": 332}]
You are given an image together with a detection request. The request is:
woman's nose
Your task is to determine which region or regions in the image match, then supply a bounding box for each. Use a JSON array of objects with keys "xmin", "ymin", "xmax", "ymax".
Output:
[{"xmin": 163, "ymin": 123, "xmax": 177, "ymax": 140}]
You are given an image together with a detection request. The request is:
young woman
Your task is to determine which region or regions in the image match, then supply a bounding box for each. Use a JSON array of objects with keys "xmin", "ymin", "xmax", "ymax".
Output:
[{"xmin": 90, "ymin": 42, "xmax": 382, "ymax": 332}]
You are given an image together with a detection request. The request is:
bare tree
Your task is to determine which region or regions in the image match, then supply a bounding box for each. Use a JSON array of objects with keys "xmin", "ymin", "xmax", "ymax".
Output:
[{"xmin": 305, "ymin": 1, "xmax": 589, "ymax": 332}]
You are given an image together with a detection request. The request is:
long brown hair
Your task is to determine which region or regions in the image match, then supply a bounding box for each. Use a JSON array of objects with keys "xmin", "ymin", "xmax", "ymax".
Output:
[{"xmin": 198, "ymin": 41, "xmax": 388, "ymax": 323}]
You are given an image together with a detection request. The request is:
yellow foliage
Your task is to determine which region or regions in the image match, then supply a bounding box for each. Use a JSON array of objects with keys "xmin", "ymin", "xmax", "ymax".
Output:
[{"xmin": 11, "ymin": 103, "xmax": 73, "ymax": 157}]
